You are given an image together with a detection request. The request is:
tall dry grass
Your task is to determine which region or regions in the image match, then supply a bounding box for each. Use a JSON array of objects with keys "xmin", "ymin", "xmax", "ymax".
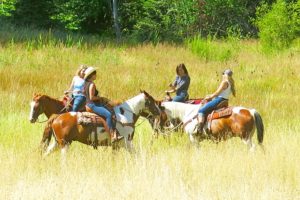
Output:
[{"xmin": 0, "ymin": 39, "xmax": 300, "ymax": 199}]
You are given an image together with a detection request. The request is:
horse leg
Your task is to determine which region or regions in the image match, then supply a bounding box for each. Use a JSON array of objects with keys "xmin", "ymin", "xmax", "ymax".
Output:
[
  {"xmin": 60, "ymin": 142, "xmax": 69, "ymax": 164},
  {"xmin": 246, "ymin": 137, "xmax": 255, "ymax": 152},
  {"xmin": 43, "ymin": 140, "xmax": 58, "ymax": 157},
  {"xmin": 123, "ymin": 136, "xmax": 134, "ymax": 152}
]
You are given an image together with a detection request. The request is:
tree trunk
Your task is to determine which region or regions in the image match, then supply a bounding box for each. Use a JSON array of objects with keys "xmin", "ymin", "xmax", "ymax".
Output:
[{"xmin": 112, "ymin": 0, "xmax": 121, "ymax": 42}]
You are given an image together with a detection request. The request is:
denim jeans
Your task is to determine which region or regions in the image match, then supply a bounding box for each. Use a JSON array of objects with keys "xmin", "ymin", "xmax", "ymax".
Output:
[
  {"xmin": 172, "ymin": 93, "xmax": 188, "ymax": 102},
  {"xmin": 72, "ymin": 96, "xmax": 86, "ymax": 112},
  {"xmin": 87, "ymin": 103, "xmax": 113, "ymax": 130},
  {"xmin": 198, "ymin": 97, "xmax": 226, "ymax": 117}
]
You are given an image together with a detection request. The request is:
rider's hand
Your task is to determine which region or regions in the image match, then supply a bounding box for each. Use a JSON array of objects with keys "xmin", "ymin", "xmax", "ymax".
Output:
[{"xmin": 204, "ymin": 95, "xmax": 212, "ymax": 101}]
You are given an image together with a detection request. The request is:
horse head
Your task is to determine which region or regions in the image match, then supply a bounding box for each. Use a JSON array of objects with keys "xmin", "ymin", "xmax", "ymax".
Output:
[
  {"xmin": 29, "ymin": 93, "xmax": 45, "ymax": 123},
  {"xmin": 141, "ymin": 90, "xmax": 161, "ymax": 117}
]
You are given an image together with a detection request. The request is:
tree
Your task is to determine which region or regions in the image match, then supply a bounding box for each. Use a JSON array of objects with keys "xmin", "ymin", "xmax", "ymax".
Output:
[
  {"xmin": 51, "ymin": 0, "xmax": 112, "ymax": 33},
  {"xmin": 12, "ymin": 0, "xmax": 54, "ymax": 28},
  {"xmin": 0, "ymin": 0, "xmax": 16, "ymax": 17},
  {"xmin": 112, "ymin": 0, "xmax": 121, "ymax": 41}
]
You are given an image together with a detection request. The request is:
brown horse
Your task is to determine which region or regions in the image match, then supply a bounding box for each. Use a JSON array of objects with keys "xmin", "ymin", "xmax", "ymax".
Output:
[
  {"xmin": 29, "ymin": 94, "xmax": 71, "ymax": 149},
  {"xmin": 29, "ymin": 93, "xmax": 67, "ymax": 123},
  {"xmin": 43, "ymin": 91, "xmax": 161, "ymax": 157},
  {"xmin": 157, "ymin": 102, "xmax": 264, "ymax": 150}
]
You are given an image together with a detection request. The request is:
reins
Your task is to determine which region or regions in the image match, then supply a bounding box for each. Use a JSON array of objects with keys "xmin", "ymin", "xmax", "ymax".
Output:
[
  {"xmin": 36, "ymin": 119, "xmax": 48, "ymax": 123},
  {"xmin": 35, "ymin": 95, "xmax": 71, "ymax": 124},
  {"xmin": 156, "ymin": 121, "xmax": 184, "ymax": 136},
  {"xmin": 134, "ymin": 112, "xmax": 153, "ymax": 128}
]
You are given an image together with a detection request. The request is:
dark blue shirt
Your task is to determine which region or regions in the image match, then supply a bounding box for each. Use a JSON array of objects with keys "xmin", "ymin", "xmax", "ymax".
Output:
[{"xmin": 172, "ymin": 75, "xmax": 190, "ymax": 96}]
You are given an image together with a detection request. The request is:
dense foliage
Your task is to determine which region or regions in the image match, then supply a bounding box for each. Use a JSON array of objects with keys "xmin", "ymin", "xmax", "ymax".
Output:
[
  {"xmin": 0, "ymin": 0, "xmax": 299, "ymax": 46},
  {"xmin": 255, "ymin": 0, "xmax": 300, "ymax": 50}
]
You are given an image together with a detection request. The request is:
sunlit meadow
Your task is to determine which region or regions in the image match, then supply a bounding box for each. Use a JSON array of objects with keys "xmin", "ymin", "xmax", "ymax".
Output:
[{"xmin": 0, "ymin": 37, "xmax": 299, "ymax": 199}]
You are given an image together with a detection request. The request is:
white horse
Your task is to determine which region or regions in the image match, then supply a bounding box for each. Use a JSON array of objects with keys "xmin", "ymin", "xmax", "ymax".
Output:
[
  {"xmin": 35, "ymin": 91, "xmax": 161, "ymax": 157},
  {"xmin": 160, "ymin": 101, "xmax": 203, "ymax": 132}
]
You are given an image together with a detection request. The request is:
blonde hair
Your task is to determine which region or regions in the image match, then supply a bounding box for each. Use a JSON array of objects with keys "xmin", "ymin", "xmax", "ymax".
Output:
[
  {"xmin": 224, "ymin": 75, "xmax": 236, "ymax": 97},
  {"xmin": 76, "ymin": 64, "xmax": 87, "ymax": 76}
]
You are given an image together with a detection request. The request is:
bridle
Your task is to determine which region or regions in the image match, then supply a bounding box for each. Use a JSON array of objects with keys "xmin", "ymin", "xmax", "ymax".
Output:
[
  {"xmin": 31, "ymin": 101, "xmax": 47, "ymax": 123},
  {"xmin": 116, "ymin": 96, "xmax": 161, "ymax": 128}
]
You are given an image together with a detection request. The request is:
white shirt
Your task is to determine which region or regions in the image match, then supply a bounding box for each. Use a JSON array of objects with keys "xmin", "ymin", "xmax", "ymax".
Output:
[{"xmin": 218, "ymin": 81, "xmax": 231, "ymax": 99}]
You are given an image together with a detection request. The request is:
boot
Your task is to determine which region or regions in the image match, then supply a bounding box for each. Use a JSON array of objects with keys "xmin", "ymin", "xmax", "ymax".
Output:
[
  {"xmin": 197, "ymin": 122, "xmax": 205, "ymax": 134},
  {"xmin": 110, "ymin": 129, "xmax": 123, "ymax": 143},
  {"xmin": 196, "ymin": 114, "xmax": 205, "ymax": 135}
]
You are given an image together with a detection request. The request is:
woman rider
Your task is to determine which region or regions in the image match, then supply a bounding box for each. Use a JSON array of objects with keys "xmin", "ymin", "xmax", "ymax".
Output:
[
  {"xmin": 84, "ymin": 66, "xmax": 118, "ymax": 142},
  {"xmin": 197, "ymin": 69, "xmax": 236, "ymax": 134},
  {"xmin": 165, "ymin": 63, "xmax": 190, "ymax": 102},
  {"xmin": 65, "ymin": 65, "xmax": 87, "ymax": 111}
]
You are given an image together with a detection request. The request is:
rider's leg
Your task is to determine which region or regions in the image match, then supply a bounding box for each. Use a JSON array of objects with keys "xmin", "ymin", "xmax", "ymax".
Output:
[
  {"xmin": 72, "ymin": 96, "xmax": 86, "ymax": 112},
  {"xmin": 197, "ymin": 113, "xmax": 205, "ymax": 134},
  {"xmin": 172, "ymin": 93, "xmax": 186, "ymax": 102},
  {"xmin": 197, "ymin": 97, "xmax": 224, "ymax": 134},
  {"xmin": 89, "ymin": 104, "xmax": 122, "ymax": 142}
]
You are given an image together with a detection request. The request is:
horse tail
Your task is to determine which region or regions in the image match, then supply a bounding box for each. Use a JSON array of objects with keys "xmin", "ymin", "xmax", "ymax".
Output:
[
  {"xmin": 251, "ymin": 109, "xmax": 264, "ymax": 144},
  {"xmin": 40, "ymin": 114, "xmax": 60, "ymax": 150}
]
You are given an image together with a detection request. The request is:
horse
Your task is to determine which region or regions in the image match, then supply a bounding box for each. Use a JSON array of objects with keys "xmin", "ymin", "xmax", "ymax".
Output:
[
  {"xmin": 141, "ymin": 99, "xmax": 205, "ymax": 137},
  {"xmin": 29, "ymin": 93, "xmax": 119, "ymax": 151},
  {"xmin": 43, "ymin": 91, "xmax": 161, "ymax": 157},
  {"xmin": 29, "ymin": 94, "xmax": 70, "ymax": 149},
  {"xmin": 29, "ymin": 93, "xmax": 67, "ymax": 123},
  {"xmin": 158, "ymin": 101, "xmax": 264, "ymax": 150}
]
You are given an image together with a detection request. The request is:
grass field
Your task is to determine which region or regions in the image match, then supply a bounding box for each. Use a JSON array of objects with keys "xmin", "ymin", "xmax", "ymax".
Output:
[{"xmin": 0, "ymin": 39, "xmax": 300, "ymax": 199}]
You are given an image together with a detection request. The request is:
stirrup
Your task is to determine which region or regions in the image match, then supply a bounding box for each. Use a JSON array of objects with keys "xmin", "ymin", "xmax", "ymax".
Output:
[{"xmin": 112, "ymin": 135, "xmax": 124, "ymax": 143}]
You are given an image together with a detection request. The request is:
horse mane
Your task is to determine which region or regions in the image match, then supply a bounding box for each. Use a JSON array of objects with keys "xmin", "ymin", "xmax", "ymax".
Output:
[{"xmin": 39, "ymin": 94, "xmax": 64, "ymax": 106}]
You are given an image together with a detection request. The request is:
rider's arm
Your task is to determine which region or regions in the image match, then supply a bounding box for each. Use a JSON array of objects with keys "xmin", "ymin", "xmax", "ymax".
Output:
[
  {"xmin": 64, "ymin": 77, "xmax": 75, "ymax": 94},
  {"xmin": 166, "ymin": 76, "xmax": 179, "ymax": 93},
  {"xmin": 205, "ymin": 81, "xmax": 228, "ymax": 100},
  {"xmin": 89, "ymin": 83, "xmax": 101, "ymax": 101}
]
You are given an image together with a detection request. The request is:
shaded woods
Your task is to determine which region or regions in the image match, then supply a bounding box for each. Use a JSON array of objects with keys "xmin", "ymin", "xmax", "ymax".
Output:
[{"xmin": 0, "ymin": 0, "xmax": 298, "ymax": 44}]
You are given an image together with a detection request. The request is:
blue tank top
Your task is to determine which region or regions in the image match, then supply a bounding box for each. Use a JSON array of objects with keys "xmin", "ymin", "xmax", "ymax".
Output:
[{"xmin": 72, "ymin": 76, "xmax": 85, "ymax": 97}]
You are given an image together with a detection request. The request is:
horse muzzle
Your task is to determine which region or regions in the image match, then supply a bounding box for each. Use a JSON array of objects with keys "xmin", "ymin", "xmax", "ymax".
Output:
[{"xmin": 29, "ymin": 118, "xmax": 37, "ymax": 123}]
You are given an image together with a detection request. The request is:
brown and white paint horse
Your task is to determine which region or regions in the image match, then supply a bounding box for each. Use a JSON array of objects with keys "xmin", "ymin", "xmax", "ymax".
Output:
[
  {"xmin": 29, "ymin": 94, "xmax": 67, "ymax": 123},
  {"xmin": 43, "ymin": 91, "xmax": 160, "ymax": 157},
  {"xmin": 29, "ymin": 94, "xmax": 70, "ymax": 150},
  {"xmin": 158, "ymin": 101, "xmax": 264, "ymax": 150}
]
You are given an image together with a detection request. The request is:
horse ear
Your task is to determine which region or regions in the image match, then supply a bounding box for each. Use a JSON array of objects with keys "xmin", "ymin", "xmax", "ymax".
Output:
[{"xmin": 143, "ymin": 90, "xmax": 149, "ymax": 97}]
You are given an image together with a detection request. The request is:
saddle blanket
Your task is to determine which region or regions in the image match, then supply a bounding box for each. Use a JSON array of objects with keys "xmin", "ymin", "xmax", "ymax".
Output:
[
  {"xmin": 77, "ymin": 112, "xmax": 105, "ymax": 126},
  {"xmin": 207, "ymin": 107, "xmax": 232, "ymax": 121},
  {"xmin": 77, "ymin": 112, "xmax": 109, "ymax": 147}
]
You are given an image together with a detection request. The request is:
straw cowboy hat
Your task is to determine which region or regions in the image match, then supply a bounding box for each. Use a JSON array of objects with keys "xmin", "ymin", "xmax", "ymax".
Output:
[{"xmin": 84, "ymin": 66, "xmax": 96, "ymax": 80}]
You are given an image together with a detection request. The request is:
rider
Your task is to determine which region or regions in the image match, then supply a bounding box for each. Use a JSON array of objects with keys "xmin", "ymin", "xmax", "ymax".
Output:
[
  {"xmin": 165, "ymin": 63, "xmax": 190, "ymax": 102},
  {"xmin": 65, "ymin": 65, "xmax": 87, "ymax": 111},
  {"xmin": 197, "ymin": 69, "xmax": 236, "ymax": 134},
  {"xmin": 84, "ymin": 66, "xmax": 119, "ymax": 142}
]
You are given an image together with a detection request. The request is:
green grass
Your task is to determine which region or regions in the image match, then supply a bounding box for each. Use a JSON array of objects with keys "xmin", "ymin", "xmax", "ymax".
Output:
[{"xmin": 0, "ymin": 37, "xmax": 300, "ymax": 199}]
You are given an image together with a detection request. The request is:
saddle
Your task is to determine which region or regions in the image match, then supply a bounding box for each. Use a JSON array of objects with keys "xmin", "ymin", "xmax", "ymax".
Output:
[
  {"xmin": 62, "ymin": 95, "xmax": 86, "ymax": 112},
  {"xmin": 184, "ymin": 98, "xmax": 204, "ymax": 104},
  {"xmin": 77, "ymin": 112, "xmax": 107, "ymax": 126},
  {"xmin": 183, "ymin": 100, "xmax": 230, "ymax": 129},
  {"xmin": 77, "ymin": 112, "xmax": 110, "ymax": 148},
  {"xmin": 206, "ymin": 106, "xmax": 232, "ymax": 131},
  {"xmin": 62, "ymin": 95, "xmax": 73, "ymax": 111},
  {"xmin": 86, "ymin": 96, "xmax": 120, "ymax": 117}
]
